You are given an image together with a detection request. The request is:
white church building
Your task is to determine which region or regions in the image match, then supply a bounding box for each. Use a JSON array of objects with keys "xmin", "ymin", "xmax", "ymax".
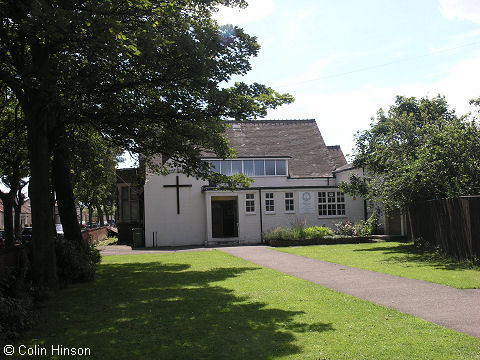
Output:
[{"xmin": 141, "ymin": 119, "xmax": 371, "ymax": 247}]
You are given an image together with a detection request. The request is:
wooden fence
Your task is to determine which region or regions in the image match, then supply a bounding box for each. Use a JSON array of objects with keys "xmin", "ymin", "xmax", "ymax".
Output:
[{"xmin": 408, "ymin": 196, "xmax": 480, "ymax": 260}]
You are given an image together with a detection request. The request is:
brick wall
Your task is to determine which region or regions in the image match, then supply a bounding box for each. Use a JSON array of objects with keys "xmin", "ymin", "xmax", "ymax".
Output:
[{"xmin": 81, "ymin": 227, "xmax": 108, "ymax": 244}]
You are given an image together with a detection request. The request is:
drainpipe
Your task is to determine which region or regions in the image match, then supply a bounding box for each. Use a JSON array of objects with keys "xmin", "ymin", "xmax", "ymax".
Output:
[
  {"xmin": 362, "ymin": 167, "xmax": 368, "ymax": 221},
  {"xmin": 259, "ymin": 188, "xmax": 263, "ymax": 243},
  {"xmin": 364, "ymin": 199, "xmax": 368, "ymax": 221}
]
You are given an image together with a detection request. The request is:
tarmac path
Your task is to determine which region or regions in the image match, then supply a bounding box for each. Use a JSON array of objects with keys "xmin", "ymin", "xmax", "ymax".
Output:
[{"xmin": 219, "ymin": 246, "xmax": 480, "ymax": 338}]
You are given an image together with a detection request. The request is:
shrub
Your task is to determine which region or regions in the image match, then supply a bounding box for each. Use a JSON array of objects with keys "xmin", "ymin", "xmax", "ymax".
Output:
[
  {"xmin": 263, "ymin": 227, "xmax": 299, "ymax": 241},
  {"xmin": 290, "ymin": 218, "xmax": 307, "ymax": 239},
  {"xmin": 264, "ymin": 224, "xmax": 334, "ymax": 241},
  {"xmin": 304, "ymin": 226, "xmax": 334, "ymax": 239},
  {"xmin": 0, "ymin": 295, "xmax": 33, "ymax": 341},
  {"xmin": 335, "ymin": 221, "xmax": 357, "ymax": 236},
  {"xmin": 362, "ymin": 213, "xmax": 381, "ymax": 235},
  {"xmin": 0, "ymin": 269, "xmax": 34, "ymax": 342},
  {"xmin": 335, "ymin": 217, "xmax": 378, "ymax": 237},
  {"xmin": 56, "ymin": 238, "xmax": 101, "ymax": 287}
]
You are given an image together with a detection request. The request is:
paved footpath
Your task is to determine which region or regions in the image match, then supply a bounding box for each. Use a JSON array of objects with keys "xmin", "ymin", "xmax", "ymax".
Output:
[{"xmin": 219, "ymin": 246, "xmax": 480, "ymax": 338}]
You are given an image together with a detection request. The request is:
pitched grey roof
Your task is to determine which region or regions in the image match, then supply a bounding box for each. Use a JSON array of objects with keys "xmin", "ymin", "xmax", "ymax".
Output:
[
  {"xmin": 333, "ymin": 163, "xmax": 355, "ymax": 173},
  {"xmin": 203, "ymin": 119, "xmax": 346, "ymax": 178},
  {"xmin": 327, "ymin": 145, "xmax": 348, "ymax": 170}
]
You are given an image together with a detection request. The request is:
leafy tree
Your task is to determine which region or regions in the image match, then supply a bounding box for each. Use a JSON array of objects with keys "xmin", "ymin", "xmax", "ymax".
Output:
[
  {"xmin": 341, "ymin": 95, "xmax": 480, "ymax": 211},
  {"xmin": 0, "ymin": 84, "xmax": 29, "ymax": 247},
  {"xmin": 0, "ymin": 0, "xmax": 293, "ymax": 288},
  {"xmin": 13, "ymin": 185, "xmax": 27, "ymax": 239},
  {"xmin": 71, "ymin": 126, "xmax": 119, "ymax": 226}
]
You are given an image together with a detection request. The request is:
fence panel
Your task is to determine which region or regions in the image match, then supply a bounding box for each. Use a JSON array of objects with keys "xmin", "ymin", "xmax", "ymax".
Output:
[{"xmin": 409, "ymin": 196, "xmax": 480, "ymax": 260}]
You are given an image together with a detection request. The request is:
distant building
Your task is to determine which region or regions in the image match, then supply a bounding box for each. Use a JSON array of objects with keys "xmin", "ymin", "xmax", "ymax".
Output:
[
  {"xmin": 0, "ymin": 198, "xmax": 31, "ymax": 229},
  {"xmin": 116, "ymin": 168, "xmax": 144, "ymax": 244},
  {"xmin": 143, "ymin": 120, "xmax": 365, "ymax": 246}
]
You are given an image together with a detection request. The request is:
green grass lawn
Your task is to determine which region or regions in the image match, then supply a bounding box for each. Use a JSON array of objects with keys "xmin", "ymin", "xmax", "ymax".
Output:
[
  {"xmin": 15, "ymin": 251, "xmax": 480, "ymax": 359},
  {"xmin": 96, "ymin": 236, "xmax": 118, "ymax": 247},
  {"xmin": 276, "ymin": 241, "xmax": 480, "ymax": 289}
]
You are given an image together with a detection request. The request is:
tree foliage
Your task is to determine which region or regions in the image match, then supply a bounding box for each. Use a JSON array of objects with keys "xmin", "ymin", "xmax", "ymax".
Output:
[
  {"xmin": 341, "ymin": 95, "xmax": 480, "ymax": 210},
  {"xmin": 0, "ymin": 84, "xmax": 29, "ymax": 246},
  {"xmin": 71, "ymin": 126, "xmax": 119, "ymax": 222},
  {"xmin": 0, "ymin": 0, "xmax": 294, "ymax": 288}
]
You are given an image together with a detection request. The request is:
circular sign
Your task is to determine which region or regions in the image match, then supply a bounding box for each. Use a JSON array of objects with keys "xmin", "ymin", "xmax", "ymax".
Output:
[{"xmin": 302, "ymin": 192, "xmax": 311, "ymax": 201}]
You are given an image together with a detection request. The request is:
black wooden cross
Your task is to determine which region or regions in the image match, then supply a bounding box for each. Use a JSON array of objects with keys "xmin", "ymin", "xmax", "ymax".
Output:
[{"xmin": 163, "ymin": 175, "xmax": 192, "ymax": 214}]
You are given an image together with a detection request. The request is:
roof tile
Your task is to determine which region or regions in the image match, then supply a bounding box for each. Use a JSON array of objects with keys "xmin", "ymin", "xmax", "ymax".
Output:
[{"xmin": 203, "ymin": 120, "xmax": 346, "ymax": 178}]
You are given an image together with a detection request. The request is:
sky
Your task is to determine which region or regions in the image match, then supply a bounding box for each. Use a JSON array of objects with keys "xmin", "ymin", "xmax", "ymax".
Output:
[
  {"xmin": 3, "ymin": 0, "xmax": 479, "ymax": 193},
  {"xmin": 214, "ymin": 0, "xmax": 480, "ymax": 159}
]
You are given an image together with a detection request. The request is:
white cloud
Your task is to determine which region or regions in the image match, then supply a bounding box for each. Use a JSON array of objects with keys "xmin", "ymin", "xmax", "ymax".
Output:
[
  {"xmin": 440, "ymin": 0, "xmax": 480, "ymax": 24},
  {"xmin": 268, "ymin": 54, "xmax": 480, "ymax": 156},
  {"xmin": 214, "ymin": 0, "xmax": 274, "ymax": 25}
]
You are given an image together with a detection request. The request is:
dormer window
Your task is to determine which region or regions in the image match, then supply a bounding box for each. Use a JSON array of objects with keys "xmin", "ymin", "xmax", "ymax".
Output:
[{"xmin": 205, "ymin": 158, "xmax": 288, "ymax": 177}]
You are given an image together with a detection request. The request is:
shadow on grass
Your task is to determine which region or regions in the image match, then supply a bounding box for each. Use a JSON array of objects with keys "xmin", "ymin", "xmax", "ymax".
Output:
[
  {"xmin": 27, "ymin": 261, "xmax": 334, "ymax": 359},
  {"xmin": 353, "ymin": 243, "xmax": 476, "ymax": 271}
]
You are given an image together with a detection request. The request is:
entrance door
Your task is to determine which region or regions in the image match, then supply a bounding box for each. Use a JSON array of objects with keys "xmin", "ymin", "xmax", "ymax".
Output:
[{"xmin": 211, "ymin": 199, "xmax": 238, "ymax": 238}]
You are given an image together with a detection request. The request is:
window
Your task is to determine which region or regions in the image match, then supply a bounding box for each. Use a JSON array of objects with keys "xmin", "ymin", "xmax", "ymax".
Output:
[
  {"xmin": 318, "ymin": 192, "xmax": 327, "ymax": 216},
  {"xmin": 232, "ymin": 160, "xmax": 243, "ymax": 174},
  {"xmin": 243, "ymin": 160, "xmax": 254, "ymax": 176},
  {"xmin": 220, "ymin": 160, "xmax": 232, "ymax": 175},
  {"xmin": 254, "ymin": 160, "xmax": 265, "ymax": 176},
  {"xmin": 245, "ymin": 193, "xmax": 255, "ymax": 213},
  {"xmin": 206, "ymin": 159, "xmax": 287, "ymax": 176},
  {"xmin": 265, "ymin": 192, "xmax": 275, "ymax": 212},
  {"xmin": 265, "ymin": 160, "xmax": 276, "ymax": 175},
  {"xmin": 209, "ymin": 160, "xmax": 220, "ymax": 172},
  {"xmin": 276, "ymin": 160, "xmax": 286, "ymax": 175},
  {"xmin": 327, "ymin": 191, "xmax": 336, "ymax": 215},
  {"xmin": 285, "ymin": 192, "xmax": 294, "ymax": 212},
  {"xmin": 121, "ymin": 186, "xmax": 139, "ymax": 222},
  {"xmin": 318, "ymin": 191, "xmax": 345, "ymax": 216}
]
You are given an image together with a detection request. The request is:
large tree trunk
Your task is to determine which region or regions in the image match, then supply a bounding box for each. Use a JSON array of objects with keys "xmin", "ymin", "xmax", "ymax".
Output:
[
  {"xmin": 103, "ymin": 203, "xmax": 110, "ymax": 224},
  {"xmin": 88, "ymin": 206, "xmax": 93, "ymax": 226},
  {"xmin": 14, "ymin": 189, "xmax": 25, "ymax": 240},
  {"xmin": 0, "ymin": 193, "xmax": 15, "ymax": 247},
  {"xmin": 1, "ymin": 166, "xmax": 20, "ymax": 247},
  {"xmin": 79, "ymin": 205, "xmax": 84, "ymax": 226},
  {"xmin": 26, "ymin": 109, "xmax": 58, "ymax": 290},
  {"xmin": 52, "ymin": 126, "xmax": 83, "ymax": 244},
  {"xmin": 97, "ymin": 204, "xmax": 104, "ymax": 226}
]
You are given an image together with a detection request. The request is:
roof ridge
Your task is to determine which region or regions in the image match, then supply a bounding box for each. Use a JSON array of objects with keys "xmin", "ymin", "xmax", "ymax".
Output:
[{"xmin": 226, "ymin": 119, "xmax": 315, "ymax": 124}]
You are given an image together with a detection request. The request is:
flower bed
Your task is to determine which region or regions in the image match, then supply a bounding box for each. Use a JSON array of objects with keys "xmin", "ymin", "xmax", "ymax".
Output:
[
  {"xmin": 267, "ymin": 236, "xmax": 374, "ymax": 247},
  {"xmin": 263, "ymin": 218, "xmax": 380, "ymax": 247}
]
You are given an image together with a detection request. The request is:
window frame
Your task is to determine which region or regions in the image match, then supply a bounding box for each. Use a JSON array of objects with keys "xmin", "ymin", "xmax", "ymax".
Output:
[
  {"xmin": 318, "ymin": 190, "xmax": 346, "ymax": 217},
  {"xmin": 245, "ymin": 193, "xmax": 256, "ymax": 214},
  {"xmin": 265, "ymin": 192, "xmax": 275, "ymax": 213},
  {"xmin": 285, "ymin": 192, "xmax": 295, "ymax": 213},
  {"xmin": 120, "ymin": 185, "xmax": 140, "ymax": 222},
  {"xmin": 206, "ymin": 158, "xmax": 289, "ymax": 177}
]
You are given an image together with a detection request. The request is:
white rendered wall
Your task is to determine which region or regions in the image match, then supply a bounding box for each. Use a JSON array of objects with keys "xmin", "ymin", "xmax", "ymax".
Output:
[
  {"xmin": 259, "ymin": 189, "xmax": 364, "ymax": 234},
  {"xmin": 333, "ymin": 168, "xmax": 367, "ymax": 224},
  {"xmin": 144, "ymin": 172, "xmax": 208, "ymax": 246},
  {"xmin": 205, "ymin": 186, "xmax": 366, "ymax": 245},
  {"xmin": 144, "ymin": 168, "xmax": 367, "ymax": 247},
  {"xmin": 205, "ymin": 190, "xmax": 262, "ymax": 244}
]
